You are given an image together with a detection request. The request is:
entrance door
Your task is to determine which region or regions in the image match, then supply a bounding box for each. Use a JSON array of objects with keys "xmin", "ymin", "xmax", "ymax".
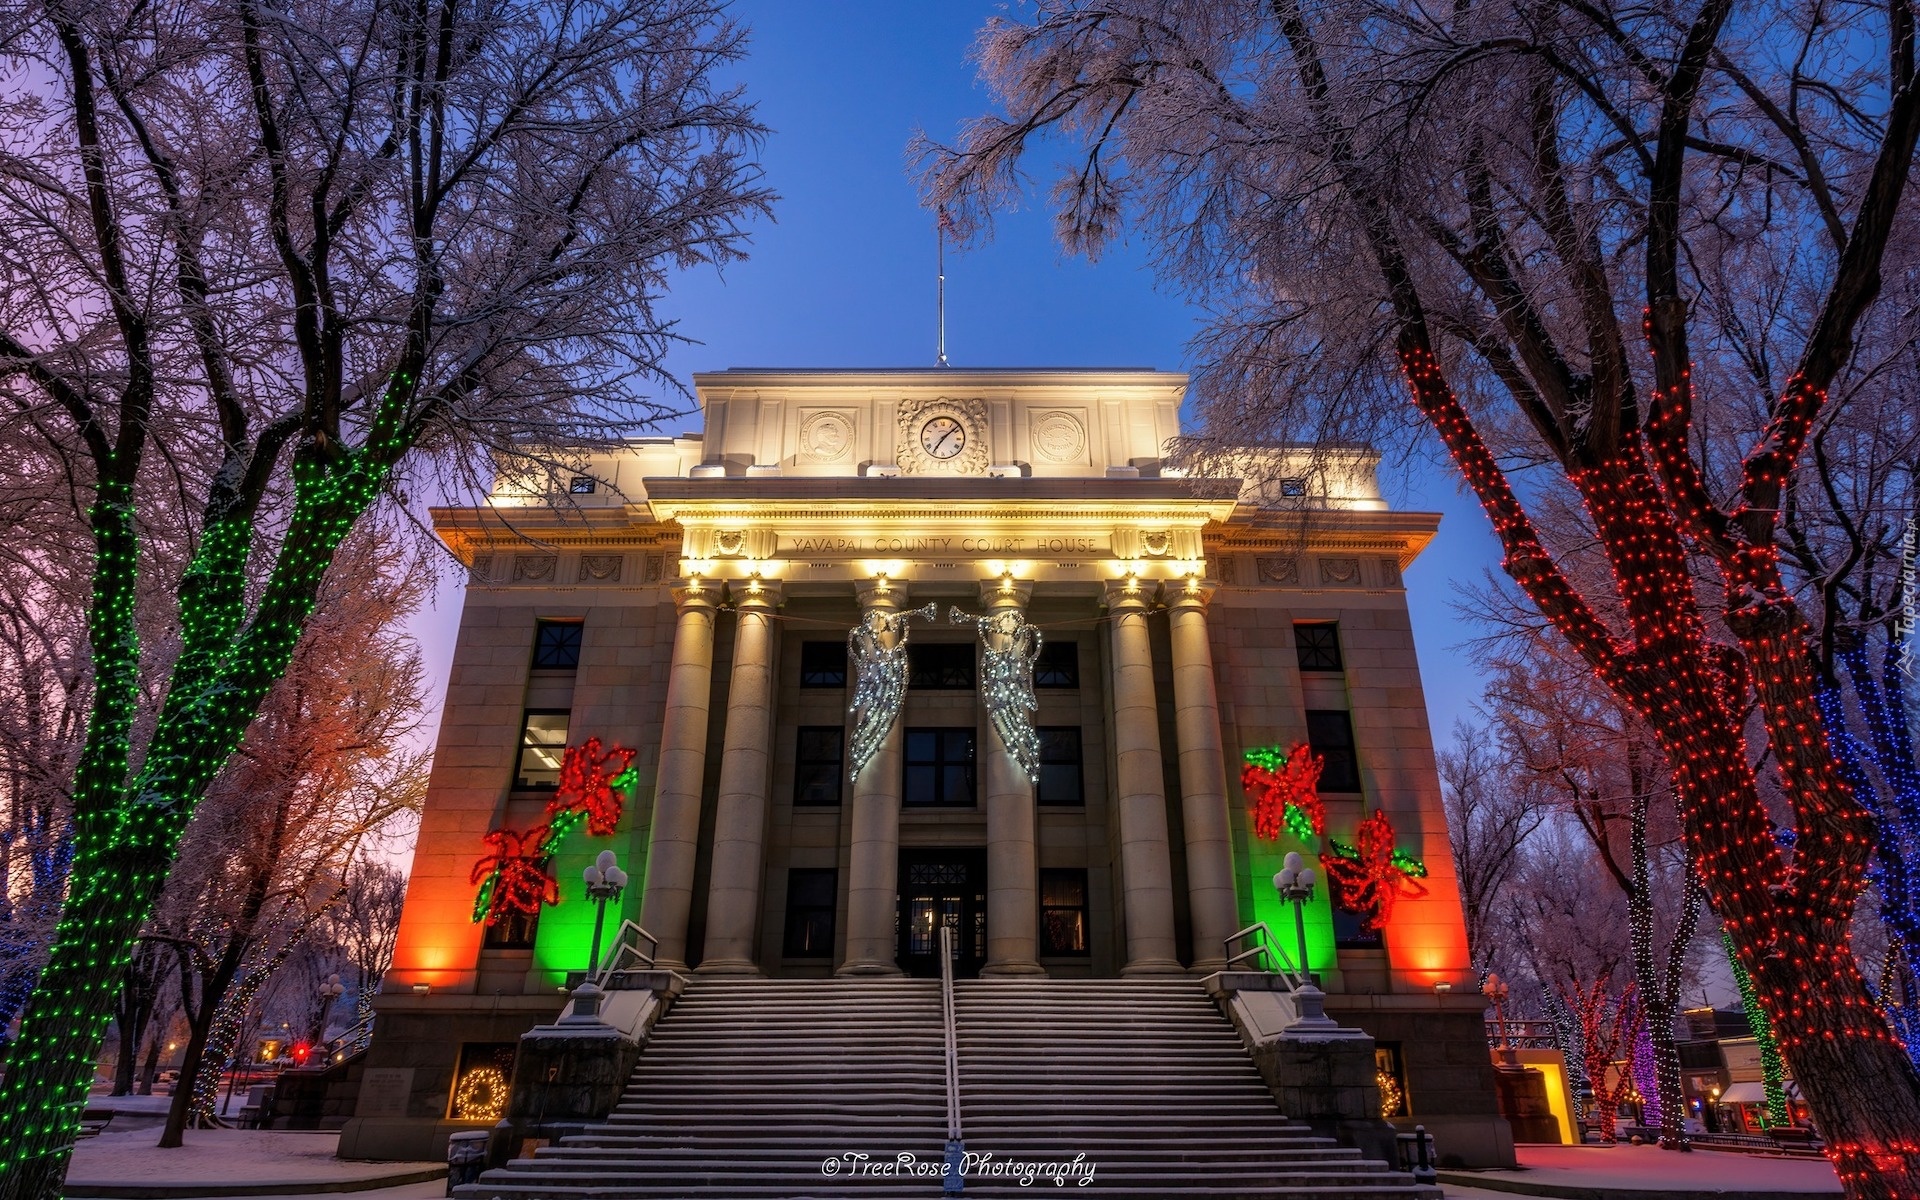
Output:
[{"xmin": 897, "ymin": 849, "xmax": 987, "ymax": 978}]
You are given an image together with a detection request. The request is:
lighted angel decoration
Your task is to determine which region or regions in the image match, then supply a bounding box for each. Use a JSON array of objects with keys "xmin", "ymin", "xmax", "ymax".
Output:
[
  {"xmin": 949, "ymin": 604, "xmax": 1044, "ymax": 781},
  {"xmin": 847, "ymin": 602, "xmax": 939, "ymax": 782}
]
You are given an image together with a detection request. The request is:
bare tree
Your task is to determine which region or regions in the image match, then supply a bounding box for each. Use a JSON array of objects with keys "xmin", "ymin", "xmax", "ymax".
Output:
[
  {"xmin": 920, "ymin": 1, "xmax": 1920, "ymax": 1190},
  {"xmin": 1439, "ymin": 718, "xmax": 1547, "ymax": 971},
  {"xmin": 0, "ymin": 0, "xmax": 769, "ymax": 1189}
]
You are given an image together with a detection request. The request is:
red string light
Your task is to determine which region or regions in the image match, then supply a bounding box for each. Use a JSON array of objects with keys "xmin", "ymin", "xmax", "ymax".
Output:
[{"xmin": 1241, "ymin": 743, "xmax": 1324, "ymax": 841}]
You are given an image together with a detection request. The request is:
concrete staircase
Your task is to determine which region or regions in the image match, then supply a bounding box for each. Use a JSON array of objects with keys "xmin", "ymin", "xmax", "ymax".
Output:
[
  {"xmin": 458, "ymin": 976, "xmax": 1439, "ymax": 1199},
  {"xmin": 954, "ymin": 978, "xmax": 1435, "ymax": 1198}
]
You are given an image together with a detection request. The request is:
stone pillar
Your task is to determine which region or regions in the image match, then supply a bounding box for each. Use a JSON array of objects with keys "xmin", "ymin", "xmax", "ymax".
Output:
[
  {"xmin": 696, "ymin": 581, "xmax": 782, "ymax": 973},
  {"xmin": 1167, "ymin": 583, "xmax": 1238, "ymax": 971},
  {"xmin": 1104, "ymin": 581, "xmax": 1184, "ymax": 973},
  {"xmin": 637, "ymin": 585, "xmax": 719, "ymax": 971},
  {"xmin": 839, "ymin": 580, "xmax": 909, "ymax": 976},
  {"xmin": 980, "ymin": 579, "xmax": 1045, "ymax": 976}
]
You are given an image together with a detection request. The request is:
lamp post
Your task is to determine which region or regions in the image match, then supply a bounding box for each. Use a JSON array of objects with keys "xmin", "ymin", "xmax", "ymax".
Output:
[
  {"xmin": 310, "ymin": 973, "xmax": 344, "ymax": 1046},
  {"xmin": 582, "ymin": 849, "xmax": 628, "ymax": 981},
  {"xmin": 1484, "ymin": 971, "xmax": 1514, "ymax": 1065},
  {"xmin": 1273, "ymin": 851, "xmax": 1317, "ymax": 983}
]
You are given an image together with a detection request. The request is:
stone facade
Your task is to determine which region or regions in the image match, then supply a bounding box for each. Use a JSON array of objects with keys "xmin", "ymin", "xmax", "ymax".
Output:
[{"xmin": 345, "ymin": 367, "xmax": 1496, "ymax": 1161}]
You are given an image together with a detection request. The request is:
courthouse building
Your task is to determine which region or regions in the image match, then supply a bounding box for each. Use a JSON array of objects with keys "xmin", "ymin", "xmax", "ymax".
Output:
[{"xmin": 346, "ymin": 366, "xmax": 1488, "ymax": 1161}]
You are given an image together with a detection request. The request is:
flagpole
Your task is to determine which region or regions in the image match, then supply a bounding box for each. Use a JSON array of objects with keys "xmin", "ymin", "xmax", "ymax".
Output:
[{"xmin": 937, "ymin": 207, "xmax": 949, "ymax": 366}]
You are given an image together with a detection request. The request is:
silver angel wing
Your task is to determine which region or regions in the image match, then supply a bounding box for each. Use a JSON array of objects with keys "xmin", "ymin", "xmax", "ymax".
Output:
[{"xmin": 848, "ymin": 603, "xmax": 936, "ymax": 783}]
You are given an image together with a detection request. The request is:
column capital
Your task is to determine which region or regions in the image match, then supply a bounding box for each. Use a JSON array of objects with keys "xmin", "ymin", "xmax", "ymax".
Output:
[
  {"xmin": 979, "ymin": 576, "xmax": 1033, "ymax": 610},
  {"xmin": 728, "ymin": 579, "xmax": 783, "ymax": 610},
  {"xmin": 1102, "ymin": 578, "xmax": 1155, "ymax": 613},
  {"xmin": 856, "ymin": 576, "xmax": 908, "ymax": 611},
  {"xmin": 1164, "ymin": 579, "xmax": 1219, "ymax": 611},
  {"xmin": 672, "ymin": 582, "xmax": 721, "ymax": 612}
]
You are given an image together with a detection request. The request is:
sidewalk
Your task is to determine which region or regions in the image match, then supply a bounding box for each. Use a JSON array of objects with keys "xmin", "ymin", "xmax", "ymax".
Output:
[
  {"xmin": 66, "ymin": 1128, "xmax": 444, "ymax": 1199},
  {"xmin": 1439, "ymin": 1143, "xmax": 1842, "ymax": 1200}
]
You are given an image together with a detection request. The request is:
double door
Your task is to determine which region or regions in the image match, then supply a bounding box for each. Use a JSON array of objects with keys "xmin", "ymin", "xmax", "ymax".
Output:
[{"xmin": 897, "ymin": 848, "xmax": 987, "ymax": 978}]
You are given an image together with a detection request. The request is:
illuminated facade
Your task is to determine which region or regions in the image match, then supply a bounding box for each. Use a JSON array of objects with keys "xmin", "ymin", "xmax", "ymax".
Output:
[{"xmin": 345, "ymin": 367, "xmax": 1491, "ymax": 1159}]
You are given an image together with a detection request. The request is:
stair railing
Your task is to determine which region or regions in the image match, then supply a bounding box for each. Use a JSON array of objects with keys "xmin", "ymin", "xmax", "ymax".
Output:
[
  {"xmin": 1223, "ymin": 921, "xmax": 1304, "ymax": 990},
  {"xmin": 591, "ymin": 920, "xmax": 659, "ymax": 985},
  {"xmin": 939, "ymin": 923, "xmax": 965, "ymax": 1195}
]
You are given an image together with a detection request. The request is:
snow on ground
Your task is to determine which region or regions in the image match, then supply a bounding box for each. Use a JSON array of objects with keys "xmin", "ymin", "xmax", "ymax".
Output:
[
  {"xmin": 68, "ymin": 1128, "xmax": 440, "ymax": 1189},
  {"xmin": 1442, "ymin": 1143, "xmax": 1843, "ymax": 1196}
]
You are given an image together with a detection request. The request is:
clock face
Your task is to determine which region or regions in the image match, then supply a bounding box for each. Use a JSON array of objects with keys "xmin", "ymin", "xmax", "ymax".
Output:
[{"xmin": 919, "ymin": 416, "xmax": 967, "ymax": 460}]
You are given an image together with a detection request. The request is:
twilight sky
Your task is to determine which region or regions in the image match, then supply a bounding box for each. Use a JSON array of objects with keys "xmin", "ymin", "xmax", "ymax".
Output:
[{"xmin": 406, "ymin": 0, "xmax": 1506, "ymax": 759}]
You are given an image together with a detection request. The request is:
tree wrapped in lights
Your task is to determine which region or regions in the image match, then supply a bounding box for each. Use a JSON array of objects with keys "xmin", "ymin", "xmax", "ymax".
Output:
[
  {"xmin": 0, "ymin": 4, "xmax": 768, "ymax": 1191},
  {"xmin": 1565, "ymin": 976, "xmax": 1643, "ymax": 1145},
  {"xmin": 1724, "ymin": 929, "xmax": 1791, "ymax": 1129},
  {"xmin": 920, "ymin": 0, "xmax": 1920, "ymax": 1188},
  {"xmin": 1241, "ymin": 744, "xmax": 1325, "ymax": 842},
  {"xmin": 1321, "ymin": 811, "xmax": 1429, "ymax": 934},
  {"xmin": 950, "ymin": 604, "xmax": 1044, "ymax": 781}
]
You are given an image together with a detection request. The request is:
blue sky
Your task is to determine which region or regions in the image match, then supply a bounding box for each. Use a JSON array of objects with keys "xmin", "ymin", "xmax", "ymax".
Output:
[{"xmin": 408, "ymin": 0, "xmax": 1504, "ymax": 752}]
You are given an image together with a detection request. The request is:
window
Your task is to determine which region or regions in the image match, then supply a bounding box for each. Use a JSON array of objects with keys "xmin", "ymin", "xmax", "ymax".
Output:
[
  {"xmin": 568, "ymin": 475, "xmax": 596, "ymax": 494},
  {"xmin": 909, "ymin": 642, "xmax": 976, "ymax": 690},
  {"xmin": 482, "ymin": 907, "xmax": 539, "ymax": 950},
  {"xmin": 1040, "ymin": 869, "xmax": 1090, "ymax": 955},
  {"xmin": 793, "ymin": 727, "xmax": 844, "ymax": 807},
  {"xmin": 1332, "ymin": 904, "xmax": 1383, "ymax": 951},
  {"xmin": 1306, "ymin": 709, "xmax": 1361, "ymax": 792},
  {"xmin": 515, "ymin": 710, "xmax": 570, "ymax": 789},
  {"xmin": 1033, "ymin": 640, "xmax": 1080, "ymax": 688},
  {"xmin": 531, "ymin": 620, "xmax": 583, "ymax": 670},
  {"xmin": 904, "ymin": 728, "xmax": 976, "ymax": 806},
  {"xmin": 799, "ymin": 641, "xmax": 848, "ymax": 688},
  {"xmin": 1279, "ymin": 477, "xmax": 1308, "ymax": 498},
  {"xmin": 782, "ymin": 868, "xmax": 837, "ymax": 957},
  {"xmin": 1036, "ymin": 727, "xmax": 1084, "ymax": 806},
  {"xmin": 1295, "ymin": 623, "xmax": 1343, "ymax": 672}
]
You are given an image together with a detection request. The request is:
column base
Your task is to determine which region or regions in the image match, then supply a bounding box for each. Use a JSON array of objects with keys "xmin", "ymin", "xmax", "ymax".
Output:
[
  {"xmin": 692, "ymin": 958, "xmax": 764, "ymax": 976},
  {"xmin": 1188, "ymin": 957, "xmax": 1229, "ymax": 975},
  {"xmin": 1121, "ymin": 958, "xmax": 1189, "ymax": 976},
  {"xmin": 834, "ymin": 959, "xmax": 906, "ymax": 977},
  {"xmin": 979, "ymin": 961, "xmax": 1048, "ymax": 977}
]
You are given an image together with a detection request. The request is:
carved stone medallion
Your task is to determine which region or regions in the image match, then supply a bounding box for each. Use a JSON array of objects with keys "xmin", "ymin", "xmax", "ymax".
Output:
[
  {"xmin": 1030, "ymin": 410, "xmax": 1087, "ymax": 464},
  {"xmin": 799, "ymin": 410, "xmax": 856, "ymax": 463}
]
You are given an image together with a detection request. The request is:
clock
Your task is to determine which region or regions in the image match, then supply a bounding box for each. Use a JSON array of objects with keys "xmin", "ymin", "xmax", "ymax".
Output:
[{"xmin": 919, "ymin": 416, "xmax": 967, "ymax": 460}]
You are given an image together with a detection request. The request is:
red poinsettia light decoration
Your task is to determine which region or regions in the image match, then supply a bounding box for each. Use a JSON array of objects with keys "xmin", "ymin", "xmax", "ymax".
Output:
[
  {"xmin": 549, "ymin": 737, "xmax": 638, "ymax": 836},
  {"xmin": 469, "ymin": 737, "xmax": 641, "ymax": 925},
  {"xmin": 469, "ymin": 822, "xmax": 565, "ymax": 925},
  {"xmin": 1241, "ymin": 743, "xmax": 1325, "ymax": 842},
  {"xmin": 1321, "ymin": 810, "xmax": 1429, "ymax": 933}
]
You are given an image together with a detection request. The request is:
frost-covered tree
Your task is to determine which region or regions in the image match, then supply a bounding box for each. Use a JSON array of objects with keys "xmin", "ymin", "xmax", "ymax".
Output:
[
  {"xmin": 920, "ymin": 1, "xmax": 1920, "ymax": 1192},
  {"xmin": 0, "ymin": 0, "xmax": 770, "ymax": 1191}
]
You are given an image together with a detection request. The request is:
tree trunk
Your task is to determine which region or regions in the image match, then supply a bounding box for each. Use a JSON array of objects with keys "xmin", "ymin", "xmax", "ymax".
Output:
[
  {"xmin": 159, "ymin": 936, "xmax": 248, "ymax": 1148},
  {"xmin": 0, "ymin": 868, "xmax": 149, "ymax": 1200},
  {"xmin": 137, "ymin": 1020, "xmax": 165, "ymax": 1096}
]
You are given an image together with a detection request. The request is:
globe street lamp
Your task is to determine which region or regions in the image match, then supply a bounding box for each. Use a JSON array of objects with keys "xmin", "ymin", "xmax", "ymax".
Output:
[
  {"xmin": 310, "ymin": 973, "xmax": 345, "ymax": 1046},
  {"xmin": 1484, "ymin": 971, "xmax": 1514, "ymax": 1065},
  {"xmin": 1273, "ymin": 851, "xmax": 1317, "ymax": 983},
  {"xmin": 583, "ymin": 849, "xmax": 628, "ymax": 980}
]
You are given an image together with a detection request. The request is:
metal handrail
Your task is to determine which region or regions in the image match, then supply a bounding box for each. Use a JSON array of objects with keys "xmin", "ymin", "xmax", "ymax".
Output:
[
  {"xmin": 939, "ymin": 924, "xmax": 965, "ymax": 1194},
  {"xmin": 1223, "ymin": 922, "xmax": 1304, "ymax": 990},
  {"xmin": 320, "ymin": 1012, "xmax": 376, "ymax": 1065},
  {"xmin": 592, "ymin": 920, "xmax": 659, "ymax": 984}
]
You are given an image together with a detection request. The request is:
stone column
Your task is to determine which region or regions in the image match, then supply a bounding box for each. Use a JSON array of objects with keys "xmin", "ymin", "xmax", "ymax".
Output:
[
  {"xmin": 637, "ymin": 585, "xmax": 719, "ymax": 971},
  {"xmin": 695, "ymin": 581, "xmax": 783, "ymax": 974},
  {"xmin": 1167, "ymin": 583, "xmax": 1238, "ymax": 972},
  {"xmin": 1104, "ymin": 581, "xmax": 1184, "ymax": 973},
  {"xmin": 839, "ymin": 580, "xmax": 909, "ymax": 976},
  {"xmin": 980, "ymin": 579, "xmax": 1045, "ymax": 976}
]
